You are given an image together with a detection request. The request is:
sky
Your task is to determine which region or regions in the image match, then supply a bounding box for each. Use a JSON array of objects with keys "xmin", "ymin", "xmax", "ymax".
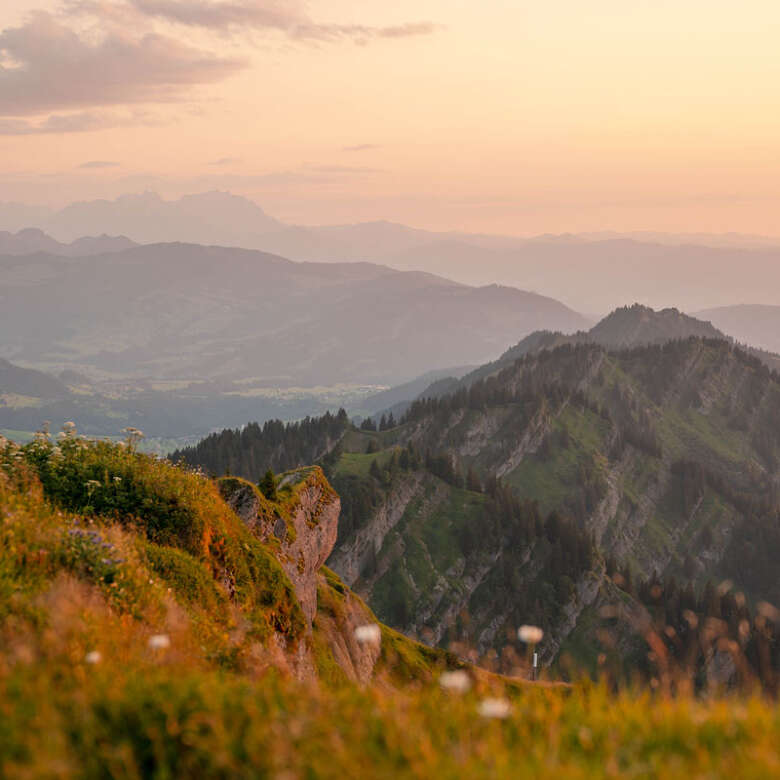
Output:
[{"xmin": 1, "ymin": 0, "xmax": 779, "ymax": 234}]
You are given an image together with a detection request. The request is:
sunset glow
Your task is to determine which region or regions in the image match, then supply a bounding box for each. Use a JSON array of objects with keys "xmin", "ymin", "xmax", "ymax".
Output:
[{"xmin": 2, "ymin": 0, "xmax": 779, "ymax": 233}]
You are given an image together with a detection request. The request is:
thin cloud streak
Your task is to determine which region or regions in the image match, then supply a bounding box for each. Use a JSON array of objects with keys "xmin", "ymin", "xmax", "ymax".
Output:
[
  {"xmin": 0, "ymin": 111, "xmax": 137, "ymax": 134},
  {"xmin": 123, "ymin": 0, "xmax": 438, "ymax": 41},
  {"xmin": 78, "ymin": 160, "xmax": 121, "ymax": 168}
]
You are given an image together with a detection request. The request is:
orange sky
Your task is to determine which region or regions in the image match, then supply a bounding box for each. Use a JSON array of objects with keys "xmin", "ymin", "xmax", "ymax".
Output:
[{"xmin": 1, "ymin": 0, "xmax": 779, "ymax": 234}]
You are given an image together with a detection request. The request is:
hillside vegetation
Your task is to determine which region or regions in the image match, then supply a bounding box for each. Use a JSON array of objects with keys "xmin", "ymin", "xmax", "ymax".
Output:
[
  {"xmin": 177, "ymin": 331, "xmax": 780, "ymax": 684},
  {"xmin": 4, "ymin": 427, "xmax": 780, "ymax": 776}
]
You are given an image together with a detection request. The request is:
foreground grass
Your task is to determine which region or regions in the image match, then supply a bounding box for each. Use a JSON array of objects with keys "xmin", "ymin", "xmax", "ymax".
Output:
[
  {"xmin": 3, "ymin": 658, "xmax": 780, "ymax": 778},
  {"xmin": 2, "ymin": 429, "xmax": 780, "ymax": 778}
]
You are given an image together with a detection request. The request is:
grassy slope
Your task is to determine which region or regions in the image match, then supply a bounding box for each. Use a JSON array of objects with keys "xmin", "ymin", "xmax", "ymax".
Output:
[{"xmin": 3, "ymin": 433, "xmax": 780, "ymax": 776}]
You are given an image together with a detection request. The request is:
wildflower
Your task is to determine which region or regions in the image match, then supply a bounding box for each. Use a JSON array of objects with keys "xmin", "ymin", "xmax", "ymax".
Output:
[
  {"xmin": 84, "ymin": 480, "xmax": 102, "ymax": 493},
  {"xmin": 148, "ymin": 634, "xmax": 171, "ymax": 650},
  {"xmin": 354, "ymin": 624, "xmax": 381, "ymax": 646},
  {"xmin": 478, "ymin": 698, "xmax": 512, "ymax": 719},
  {"xmin": 518, "ymin": 625, "xmax": 544, "ymax": 644},
  {"xmin": 113, "ymin": 476, "xmax": 122, "ymax": 483},
  {"xmin": 439, "ymin": 670, "xmax": 471, "ymax": 694},
  {"xmin": 85, "ymin": 650, "xmax": 102, "ymax": 664}
]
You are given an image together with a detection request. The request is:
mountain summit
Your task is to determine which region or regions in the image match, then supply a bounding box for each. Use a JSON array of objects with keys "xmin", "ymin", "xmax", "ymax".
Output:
[{"xmin": 588, "ymin": 304, "xmax": 723, "ymax": 348}]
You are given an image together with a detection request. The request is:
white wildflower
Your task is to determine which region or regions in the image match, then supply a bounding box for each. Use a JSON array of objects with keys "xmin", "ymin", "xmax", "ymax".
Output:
[
  {"xmin": 478, "ymin": 698, "xmax": 512, "ymax": 719},
  {"xmin": 439, "ymin": 670, "xmax": 471, "ymax": 694},
  {"xmin": 148, "ymin": 634, "xmax": 171, "ymax": 650},
  {"xmin": 85, "ymin": 650, "xmax": 102, "ymax": 664},
  {"xmin": 113, "ymin": 476, "xmax": 122, "ymax": 483},
  {"xmin": 518, "ymin": 625, "xmax": 544, "ymax": 644},
  {"xmin": 354, "ymin": 624, "xmax": 381, "ymax": 646}
]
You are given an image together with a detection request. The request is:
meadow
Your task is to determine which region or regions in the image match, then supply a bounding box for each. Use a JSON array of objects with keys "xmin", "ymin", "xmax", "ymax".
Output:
[{"xmin": 2, "ymin": 427, "xmax": 780, "ymax": 778}]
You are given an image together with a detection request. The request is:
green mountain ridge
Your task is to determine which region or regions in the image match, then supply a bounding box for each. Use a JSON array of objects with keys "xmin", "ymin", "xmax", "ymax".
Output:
[
  {"xmin": 175, "ymin": 316, "xmax": 780, "ymax": 676},
  {"xmin": 415, "ymin": 304, "xmax": 779, "ymax": 399}
]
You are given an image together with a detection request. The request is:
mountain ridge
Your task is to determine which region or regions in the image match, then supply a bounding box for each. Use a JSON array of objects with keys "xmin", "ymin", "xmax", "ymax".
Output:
[
  {"xmin": 3, "ymin": 190, "xmax": 780, "ymax": 311},
  {"xmin": 173, "ymin": 331, "xmax": 780, "ymax": 673},
  {"xmin": 0, "ymin": 241, "xmax": 588, "ymax": 385}
]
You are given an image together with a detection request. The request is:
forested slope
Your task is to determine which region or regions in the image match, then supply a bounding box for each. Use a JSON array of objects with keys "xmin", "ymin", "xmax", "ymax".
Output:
[{"xmin": 176, "ymin": 336, "xmax": 780, "ymax": 681}]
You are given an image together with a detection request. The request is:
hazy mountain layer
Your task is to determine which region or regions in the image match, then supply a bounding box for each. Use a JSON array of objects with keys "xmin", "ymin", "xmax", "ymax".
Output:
[
  {"xmin": 3, "ymin": 191, "xmax": 780, "ymax": 314},
  {"xmin": 0, "ymin": 243, "xmax": 587, "ymax": 385},
  {"xmin": 0, "ymin": 228, "xmax": 135, "ymax": 256},
  {"xmin": 696, "ymin": 304, "xmax": 780, "ymax": 355}
]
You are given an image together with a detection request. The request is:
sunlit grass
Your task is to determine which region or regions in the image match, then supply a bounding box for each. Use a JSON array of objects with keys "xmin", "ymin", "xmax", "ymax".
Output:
[{"xmin": 2, "ymin": 428, "xmax": 780, "ymax": 777}]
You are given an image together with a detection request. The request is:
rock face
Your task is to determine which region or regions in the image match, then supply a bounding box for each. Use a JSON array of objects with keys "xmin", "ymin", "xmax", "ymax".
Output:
[
  {"xmin": 220, "ymin": 468, "xmax": 340, "ymax": 624},
  {"xmin": 220, "ymin": 469, "xmax": 383, "ymax": 683},
  {"xmin": 313, "ymin": 574, "xmax": 383, "ymax": 684},
  {"xmin": 328, "ymin": 471, "xmax": 425, "ymax": 586}
]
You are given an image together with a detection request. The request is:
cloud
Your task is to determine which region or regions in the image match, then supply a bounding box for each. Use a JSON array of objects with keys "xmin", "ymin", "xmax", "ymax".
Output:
[
  {"xmin": 78, "ymin": 160, "xmax": 121, "ymax": 168},
  {"xmin": 342, "ymin": 144, "xmax": 380, "ymax": 152},
  {"xmin": 308, "ymin": 165, "xmax": 382, "ymax": 174},
  {"xmin": 0, "ymin": 2, "xmax": 438, "ymax": 132},
  {"xmin": 0, "ymin": 111, "xmax": 123, "ymax": 134},
  {"xmin": 123, "ymin": 0, "xmax": 439, "ymax": 41},
  {"xmin": 209, "ymin": 156, "xmax": 241, "ymax": 166},
  {"xmin": 0, "ymin": 12, "xmax": 245, "ymax": 116}
]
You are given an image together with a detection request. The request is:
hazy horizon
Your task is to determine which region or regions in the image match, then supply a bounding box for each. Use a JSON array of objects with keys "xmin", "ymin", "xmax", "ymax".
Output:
[
  {"xmin": 4, "ymin": 188, "xmax": 780, "ymax": 244},
  {"xmin": 2, "ymin": 0, "xmax": 780, "ymax": 235}
]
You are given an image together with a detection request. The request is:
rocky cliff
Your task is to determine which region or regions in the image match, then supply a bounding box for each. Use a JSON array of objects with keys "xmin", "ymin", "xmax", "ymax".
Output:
[
  {"xmin": 218, "ymin": 467, "xmax": 386, "ymax": 681},
  {"xmin": 323, "ymin": 337, "xmax": 780, "ymax": 671},
  {"xmin": 220, "ymin": 468, "xmax": 339, "ymax": 624}
]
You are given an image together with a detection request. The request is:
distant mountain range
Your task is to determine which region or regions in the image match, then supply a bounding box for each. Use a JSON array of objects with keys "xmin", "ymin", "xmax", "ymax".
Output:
[
  {"xmin": 695, "ymin": 304, "xmax": 780, "ymax": 355},
  {"xmin": 0, "ymin": 228, "xmax": 136, "ymax": 257},
  {"xmin": 0, "ymin": 192, "xmax": 281, "ymax": 246},
  {"xmin": 2, "ymin": 191, "xmax": 780, "ymax": 312},
  {"xmin": 0, "ymin": 242, "xmax": 588, "ymax": 386}
]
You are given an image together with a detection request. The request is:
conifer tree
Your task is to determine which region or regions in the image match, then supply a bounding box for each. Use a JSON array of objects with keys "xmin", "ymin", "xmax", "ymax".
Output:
[{"xmin": 259, "ymin": 469, "xmax": 278, "ymax": 501}]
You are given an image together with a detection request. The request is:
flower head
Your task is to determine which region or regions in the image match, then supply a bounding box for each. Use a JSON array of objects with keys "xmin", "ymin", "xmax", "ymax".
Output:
[
  {"xmin": 478, "ymin": 698, "xmax": 512, "ymax": 719},
  {"xmin": 518, "ymin": 625, "xmax": 544, "ymax": 644},
  {"xmin": 148, "ymin": 634, "xmax": 171, "ymax": 650},
  {"xmin": 439, "ymin": 670, "xmax": 471, "ymax": 694},
  {"xmin": 354, "ymin": 624, "xmax": 381, "ymax": 646}
]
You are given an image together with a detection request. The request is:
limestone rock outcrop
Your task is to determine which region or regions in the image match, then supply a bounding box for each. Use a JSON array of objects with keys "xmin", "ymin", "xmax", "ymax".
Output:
[{"xmin": 220, "ymin": 467, "xmax": 339, "ymax": 624}]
